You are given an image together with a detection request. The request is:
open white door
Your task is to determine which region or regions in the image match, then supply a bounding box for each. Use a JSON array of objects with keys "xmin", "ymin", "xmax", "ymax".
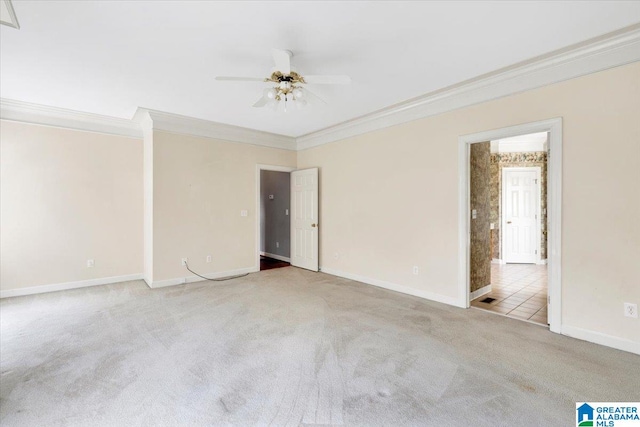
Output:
[{"xmin": 290, "ymin": 168, "xmax": 319, "ymax": 271}]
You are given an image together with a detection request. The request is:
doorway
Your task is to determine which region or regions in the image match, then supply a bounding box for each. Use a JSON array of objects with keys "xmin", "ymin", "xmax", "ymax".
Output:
[
  {"xmin": 469, "ymin": 133, "xmax": 548, "ymax": 325},
  {"xmin": 502, "ymin": 166, "xmax": 542, "ymax": 264},
  {"xmin": 256, "ymin": 165, "xmax": 320, "ymax": 272},
  {"xmin": 258, "ymin": 166, "xmax": 294, "ymax": 271},
  {"xmin": 459, "ymin": 119, "xmax": 562, "ymax": 333}
]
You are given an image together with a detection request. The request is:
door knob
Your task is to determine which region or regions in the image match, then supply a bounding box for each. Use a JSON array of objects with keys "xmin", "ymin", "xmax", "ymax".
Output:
[
  {"xmin": 311, "ymin": 223, "xmax": 317, "ymax": 228},
  {"xmin": 507, "ymin": 221, "xmax": 512, "ymax": 224}
]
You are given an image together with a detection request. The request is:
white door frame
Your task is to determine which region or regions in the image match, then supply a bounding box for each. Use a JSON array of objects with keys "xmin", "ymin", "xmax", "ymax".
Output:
[
  {"xmin": 458, "ymin": 118, "xmax": 562, "ymax": 333},
  {"xmin": 255, "ymin": 164, "xmax": 296, "ymax": 271},
  {"xmin": 501, "ymin": 166, "xmax": 542, "ymax": 264}
]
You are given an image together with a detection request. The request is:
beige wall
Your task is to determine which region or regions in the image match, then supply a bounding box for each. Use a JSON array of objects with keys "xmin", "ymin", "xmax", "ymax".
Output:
[
  {"xmin": 298, "ymin": 62, "xmax": 640, "ymax": 344},
  {"xmin": 0, "ymin": 121, "xmax": 143, "ymax": 291},
  {"xmin": 151, "ymin": 131, "xmax": 296, "ymax": 282},
  {"xmin": 1, "ymin": 62, "xmax": 637, "ymax": 349}
]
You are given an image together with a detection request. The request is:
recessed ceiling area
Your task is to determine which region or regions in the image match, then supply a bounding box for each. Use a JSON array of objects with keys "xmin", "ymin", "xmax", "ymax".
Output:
[{"xmin": 1, "ymin": 1, "xmax": 639, "ymax": 137}]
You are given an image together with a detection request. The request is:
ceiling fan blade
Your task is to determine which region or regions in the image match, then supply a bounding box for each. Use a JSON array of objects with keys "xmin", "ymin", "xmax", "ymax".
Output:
[
  {"xmin": 303, "ymin": 75, "xmax": 351, "ymax": 85},
  {"xmin": 215, "ymin": 76, "xmax": 265, "ymax": 82},
  {"xmin": 272, "ymin": 49, "xmax": 291, "ymax": 74},
  {"xmin": 301, "ymin": 87, "xmax": 326, "ymax": 105},
  {"xmin": 252, "ymin": 95, "xmax": 269, "ymax": 108}
]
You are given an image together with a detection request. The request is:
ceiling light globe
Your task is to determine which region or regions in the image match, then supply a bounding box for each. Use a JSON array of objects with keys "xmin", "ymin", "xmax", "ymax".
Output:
[
  {"xmin": 293, "ymin": 88, "xmax": 303, "ymax": 99},
  {"xmin": 266, "ymin": 88, "xmax": 277, "ymax": 99}
]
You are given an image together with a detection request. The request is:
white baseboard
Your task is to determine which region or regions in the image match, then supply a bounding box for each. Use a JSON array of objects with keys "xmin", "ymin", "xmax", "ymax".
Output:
[
  {"xmin": 320, "ymin": 267, "xmax": 463, "ymax": 308},
  {"xmin": 491, "ymin": 259, "xmax": 506, "ymax": 264},
  {"xmin": 537, "ymin": 259, "xmax": 548, "ymax": 265},
  {"xmin": 260, "ymin": 252, "xmax": 291, "ymax": 262},
  {"xmin": 0, "ymin": 273, "xmax": 144, "ymax": 298},
  {"xmin": 149, "ymin": 267, "xmax": 255, "ymax": 289},
  {"xmin": 469, "ymin": 284, "xmax": 492, "ymax": 301},
  {"xmin": 561, "ymin": 325, "xmax": 640, "ymax": 355}
]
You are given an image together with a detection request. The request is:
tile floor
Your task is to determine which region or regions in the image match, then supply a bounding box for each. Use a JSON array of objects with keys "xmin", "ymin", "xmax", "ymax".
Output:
[{"xmin": 471, "ymin": 263, "xmax": 548, "ymax": 325}]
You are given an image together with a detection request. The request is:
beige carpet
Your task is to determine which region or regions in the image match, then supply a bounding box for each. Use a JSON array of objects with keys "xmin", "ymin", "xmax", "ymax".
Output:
[{"xmin": 1, "ymin": 267, "xmax": 638, "ymax": 426}]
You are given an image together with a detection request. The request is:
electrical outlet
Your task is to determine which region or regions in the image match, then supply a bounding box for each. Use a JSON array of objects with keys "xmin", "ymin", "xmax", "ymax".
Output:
[
  {"xmin": 334, "ymin": 252, "xmax": 339, "ymax": 259},
  {"xmin": 181, "ymin": 258, "xmax": 188, "ymax": 266},
  {"xmin": 276, "ymin": 242, "xmax": 279, "ymax": 248},
  {"xmin": 87, "ymin": 259, "xmax": 94, "ymax": 268},
  {"xmin": 240, "ymin": 210, "xmax": 248, "ymax": 217},
  {"xmin": 206, "ymin": 255, "xmax": 212, "ymax": 263},
  {"xmin": 285, "ymin": 209, "xmax": 289, "ymax": 216},
  {"xmin": 624, "ymin": 303, "xmax": 638, "ymax": 318},
  {"xmin": 413, "ymin": 266, "xmax": 419, "ymax": 275}
]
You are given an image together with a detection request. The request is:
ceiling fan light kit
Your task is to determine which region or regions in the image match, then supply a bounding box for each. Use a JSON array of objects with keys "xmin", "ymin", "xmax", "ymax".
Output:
[{"xmin": 215, "ymin": 49, "xmax": 351, "ymax": 112}]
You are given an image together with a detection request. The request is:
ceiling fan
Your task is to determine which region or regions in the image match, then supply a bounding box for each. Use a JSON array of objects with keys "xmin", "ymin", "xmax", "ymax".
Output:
[{"xmin": 215, "ymin": 49, "xmax": 351, "ymax": 111}]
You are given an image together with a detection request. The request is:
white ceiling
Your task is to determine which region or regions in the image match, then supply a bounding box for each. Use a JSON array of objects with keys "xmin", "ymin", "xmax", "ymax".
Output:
[
  {"xmin": 1, "ymin": 2, "xmax": 639, "ymax": 137},
  {"xmin": 491, "ymin": 132, "xmax": 548, "ymax": 153}
]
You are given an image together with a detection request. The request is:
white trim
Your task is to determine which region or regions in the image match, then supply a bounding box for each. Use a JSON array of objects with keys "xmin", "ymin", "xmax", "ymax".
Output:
[
  {"xmin": 256, "ymin": 164, "xmax": 297, "ymax": 173},
  {"xmin": 297, "ymin": 24, "xmax": 640, "ymax": 150},
  {"xmin": 469, "ymin": 284, "xmax": 492, "ymax": 301},
  {"xmin": 137, "ymin": 111, "xmax": 155, "ymax": 286},
  {"xmin": 0, "ymin": 0, "xmax": 20, "ymax": 29},
  {"xmin": 320, "ymin": 267, "xmax": 462, "ymax": 308},
  {"xmin": 491, "ymin": 258, "xmax": 506, "ymax": 265},
  {"xmin": 458, "ymin": 118, "xmax": 562, "ymax": 334},
  {"xmin": 260, "ymin": 252, "xmax": 291, "ymax": 263},
  {"xmin": 501, "ymin": 166, "xmax": 542, "ymax": 264},
  {"xmin": 0, "ymin": 274, "xmax": 144, "ymax": 298},
  {"xmin": 135, "ymin": 108, "xmax": 296, "ymax": 151},
  {"xmin": 561, "ymin": 325, "xmax": 640, "ymax": 356},
  {"xmin": 0, "ymin": 98, "xmax": 142, "ymax": 138},
  {"xmin": 256, "ymin": 164, "xmax": 296, "ymax": 271},
  {"xmin": 537, "ymin": 259, "xmax": 548, "ymax": 265},
  {"xmin": 148, "ymin": 267, "xmax": 255, "ymax": 289}
]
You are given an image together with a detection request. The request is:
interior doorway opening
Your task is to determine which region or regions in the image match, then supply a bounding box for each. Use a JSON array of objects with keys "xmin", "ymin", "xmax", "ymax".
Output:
[
  {"xmin": 259, "ymin": 168, "xmax": 292, "ymax": 271},
  {"xmin": 469, "ymin": 133, "xmax": 548, "ymax": 325},
  {"xmin": 458, "ymin": 118, "xmax": 562, "ymax": 333},
  {"xmin": 256, "ymin": 165, "xmax": 320, "ymax": 273}
]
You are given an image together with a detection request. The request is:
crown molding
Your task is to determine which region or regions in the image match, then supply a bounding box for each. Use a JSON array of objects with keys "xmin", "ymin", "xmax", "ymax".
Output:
[
  {"xmin": 3, "ymin": 24, "xmax": 639, "ymax": 151},
  {"xmin": 0, "ymin": 0, "xmax": 20, "ymax": 29},
  {"xmin": 134, "ymin": 108, "xmax": 297, "ymax": 151},
  {"xmin": 296, "ymin": 23, "xmax": 640, "ymax": 150},
  {"xmin": 0, "ymin": 98, "xmax": 142, "ymax": 138}
]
